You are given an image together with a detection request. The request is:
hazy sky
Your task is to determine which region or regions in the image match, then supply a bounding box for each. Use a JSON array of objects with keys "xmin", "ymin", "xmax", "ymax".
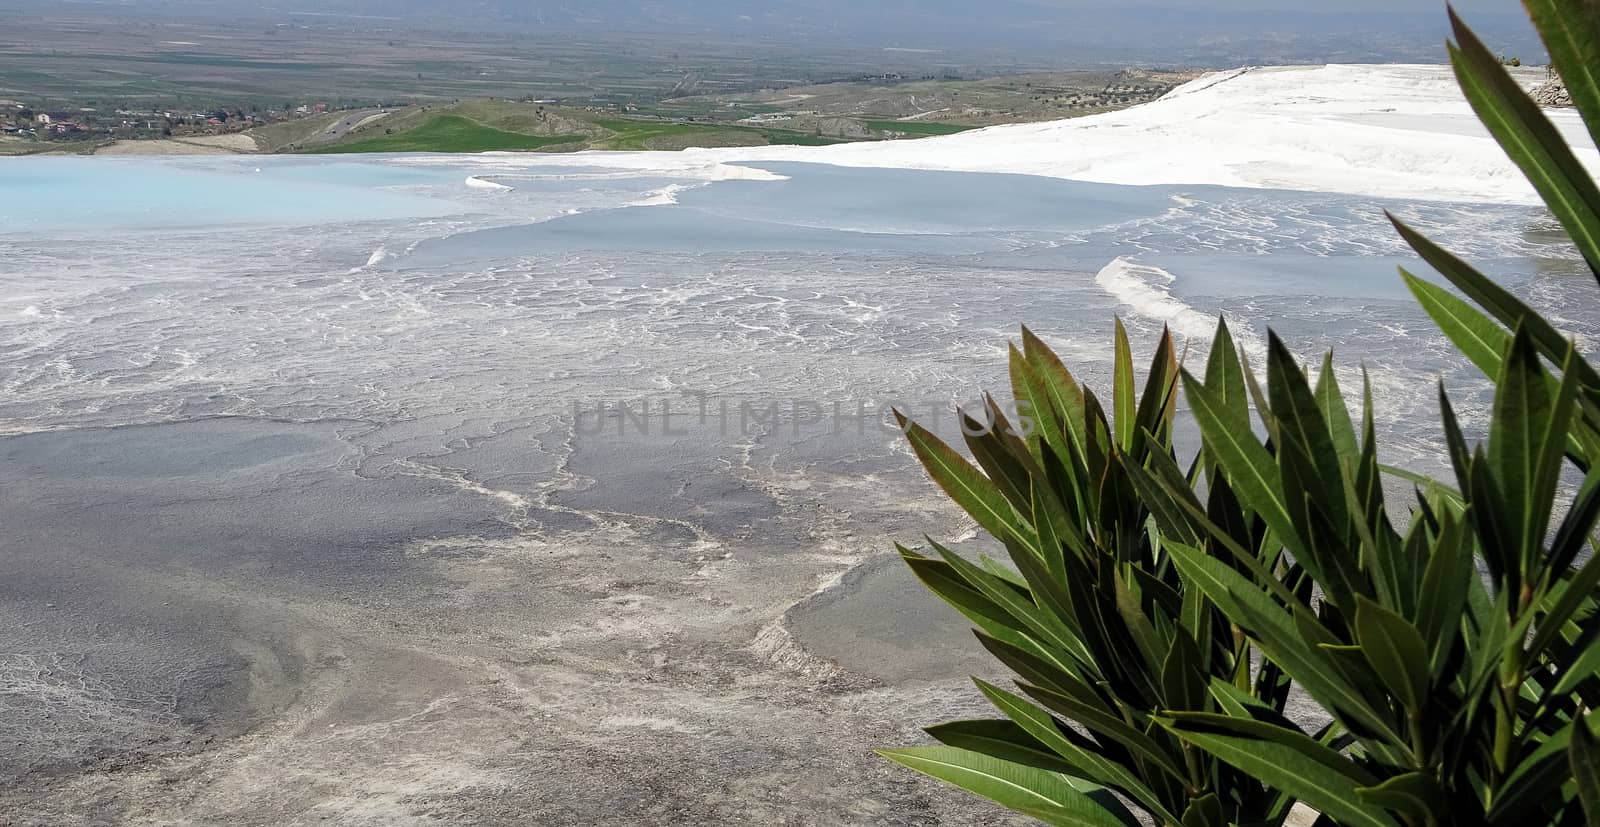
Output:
[
  {"xmin": 9, "ymin": 0, "xmax": 1541, "ymax": 65},
  {"xmin": 33, "ymin": 0, "xmax": 1531, "ymax": 25},
  {"xmin": 1015, "ymin": 0, "xmax": 1509, "ymax": 9},
  {"xmin": 67, "ymin": 0, "xmax": 1524, "ymax": 18},
  {"xmin": 1106, "ymin": 1, "xmax": 1501, "ymax": 7}
]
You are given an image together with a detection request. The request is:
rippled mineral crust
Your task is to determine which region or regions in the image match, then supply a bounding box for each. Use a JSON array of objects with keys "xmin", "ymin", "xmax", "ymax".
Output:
[{"xmin": 0, "ymin": 415, "xmax": 1031, "ymax": 825}]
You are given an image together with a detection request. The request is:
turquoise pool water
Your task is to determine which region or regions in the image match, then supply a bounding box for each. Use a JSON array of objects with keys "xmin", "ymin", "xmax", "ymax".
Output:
[{"xmin": 0, "ymin": 156, "xmax": 472, "ymax": 231}]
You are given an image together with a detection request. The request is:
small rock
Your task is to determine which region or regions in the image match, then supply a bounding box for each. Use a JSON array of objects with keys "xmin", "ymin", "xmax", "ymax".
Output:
[{"xmin": 1533, "ymin": 77, "xmax": 1574, "ymax": 108}]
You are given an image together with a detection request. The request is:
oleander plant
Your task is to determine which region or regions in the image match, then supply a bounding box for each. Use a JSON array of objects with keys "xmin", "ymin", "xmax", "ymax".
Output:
[{"xmin": 878, "ymin": 3, "xmax": 1600, "ymax": 825}]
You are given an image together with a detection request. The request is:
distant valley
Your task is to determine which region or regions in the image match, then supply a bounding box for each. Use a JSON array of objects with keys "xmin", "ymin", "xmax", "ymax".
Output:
[{"xmin": 2, "ymin": 62, "xmax": 1192, "ymax": 156}]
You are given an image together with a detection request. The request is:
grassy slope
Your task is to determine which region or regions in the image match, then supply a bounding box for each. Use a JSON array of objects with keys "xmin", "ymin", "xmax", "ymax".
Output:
[
  {"xmin": 760, "ymin": 129, "xmax": 842, "ymax": 146},
  {"xmin": 662, "ymin": 70, "xmax": 1194, "ymax": 137},
  {"xmin": 588, "ymin": 117, "xmax": 759, "ymax": 150},
  {"xmin": 231, "ymin": 71, "xmax": 1184, "ymax": 156},
  {"xmin": 864, "ymin": 120, "xmax": 977, "ymax": 135},
  {"xmin": 588, "ymin": 117, "xmax": 841, "ymax": 150},
  {"xmin": 307, "ymin": 114, "xmax": 583, "ymax": 153},
  {"xmin": 0, "ymin": 138, "xmax": 46, "ymax": 156},
  {"xmin": 259, "ymin": 101, "xmax": 847, "ymax": 155},
  {"xmin": 0, "ymin": 137, "xmax": 100, "ymax": 155},
  {"xmin": 248, "ymin": 111, "xmax": 354, "ymax": 152}
]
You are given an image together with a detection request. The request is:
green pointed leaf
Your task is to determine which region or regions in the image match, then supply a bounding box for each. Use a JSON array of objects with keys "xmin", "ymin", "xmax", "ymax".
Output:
[
  {"xmin": 899, "ymin": 412, "xmax": 1036, "ymax": 550},
  {"xmin": 1353, "ymin": 772, "xmax": 1447, "ymax": 825},
  {"xmin": 1113, "ymin": 318, "xmax": 1137, "ymax": 451},
  {"xmin": 929, "ymin": 540, "xmax": 1092, "ymax": 667},
  {"xmin": 901, "ymin": 547, "xmax": 1024, "ymax": 633},
  {"xmin": 1180, "ymin": 369, "xmax": 1300, "ymax": 557},
  {"xmin": 1027, "ymin": 484, "xmax": 1077, "ymax": 583},
  {"xmin": 1449, "ymin": 8, "xmax": 1600, "ymax": 276},
  {"xmin": 1112, "ymin": 568, "xmax": 1166, "ymax": 680},
  {"xmin": 1158, "ymin": 712, "xmax": 1398, "ymax": 827},
  {"xmin": 1315, "ymin": 351, "xmax": 1361, "ymax": 464},
  {"xmin": 1400, "ymin": 268, "xmax": 1512, "ymax": 382},
  {"xmin": 1393, "ymin": 219, "xmax": 1600, "ymax": 396},
  {"xmin": 976, "ymin": 681, "xmax": 1176, "ymax": 826},
  {"xmin": 1160, "ymin": 627, "xmax": 1208, "ymax": 712},
  {"xmin": 986, "ymin": 394, "xmax": 1042, "ymax": 470},
  {"xmin": 1265, "ymin": 332, "xmax": 1347, "ymax": 512},
  {"xmin": 961, "ymin": 408, "xmax": 1037, "ymax": 519},
  {"xmin": 877, "ymin": 746, "xmax": 1139, "ymax": 827},
  {"xmin": 1489, "ymin": 327, "xmax": 1571, "ymax": 576},
  {"xmin": 1206, "ymin": 678, "xmax": 1300, "ymax": 730},
  {"xmin": 1022, "ymin": 326, "xmax": 1089, "ymax": 460},
  {"xmin": 1354, "ymin": 595, "xmax": 1432, "ymax": 714},
  {"xmin": 1204, "ymin": 316, "xmax": 1250, "ymax": 425},
  {"xmin": 1132, "ymin": 327, "xmax": 1180, "ymax": 456},
  {"xmin": 1573, "ymin": 710, "xmax": 1600, "ymax": 826},
  {"xmin": 927, "ymin": 719, "xmax": 1079, "ymax": 774},
  {"xmin": 1122, "ymin": 458, "xmax": 1202, "ymax": 549},
  {"xmin": 1415, "ymin": 510, "xmax": 1474, "ymax": 670},
  {"xmin": 1461, "ymin": 589, "xmax": 1518, "ymax": 718},
  {"xmin": 1179, "ymin": 583, "xmax": 1214, "ymax": 676},
  {"xmin": 1012, "ymin": 345, "xmax": 1075, "ymax": 473},
  {"xmin": 1380, "ymin": 463, "xmax": 1466, "ymax": 511},
  {"xmin": 1344, "ymin": 468, "xmax": 1407, "ymax": 619},
  {"xmin": 1535, "ymin": 345, "xmax": 1584, "ymax": 558},
  {"xmin": 901, "ymin": 548, "xmax": 1084, "ymax": 681},
  {"xmin": 1468, "ymin": 445, "xmax": 1519, "ymax": 592},
  {"xmin": 1145, "ymin": 473, "xmax": 1303, "ymax": 609},
  {"xmin": 1081, "ymin": 388, "xmax": 1118, "ymax": 526},
  {"xmin": 1521, "ymin": 0, "xmax": 1600, "ymax": 151},
  {"xmin": 1165, "ymin": 541, "xmax": 1404, "ymax": 746},
  {"xmin": 1551, "ymin": 621, "xmax": 1600, "ymax": 696},
  {"xmin": 1182, "ymin": 794, "xmax": 1224, "ymax": 827},
  {"xmin": 1395, "ymin": 219, "xmax": 1600, "ymax": 471},
  {"xmin": 995, "ymin": 533, "xmax": 1104, "ymax": 672},
  {"xmin": 1548, "ymin": 463, "xmax": 1600, "ymax": 577},
  {"xmin": 979, "ymin": 554, "xmax": 1028, "ymax": 589},
  {"xmin": 1531, "ymin": 551, "xmax": 1600, "ymax": 662},
  {"xmin": 1239, "ymin": 349, "xmax": 1279, "ymax": 445},
  {"xmin": 1122, "ymin": 546, "xmax": 1183, "ymax": 620},
  {"xmin": 1268, "ymin": 333, "xmax": 1361, "ymax": 606},
  {"xmin": 1147, "ymin": 435, "xmax": 1208, "ymax": 512},
  {"xmin": 976, "ymin": 632, "xmax": 1093, "ymax": 697},
  {"xmin": 1017, "ymin": 681, "xmax": 1191, "ymax": 785},
  {"xmin": 1350, "ymin": 369, "xmax": 1412, "ymax": 616},
  {"xmin": 1491, "ymin": 713, "xmax": 1600, "ymax": 820},
  {"xmin": 1439, "ymin": 382, "xmax": 1479, "ymax": 502}
]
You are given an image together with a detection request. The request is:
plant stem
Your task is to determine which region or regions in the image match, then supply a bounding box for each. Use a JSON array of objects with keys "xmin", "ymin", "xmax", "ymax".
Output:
[
  {"xmin": 1408, "ymin": 712, "xmax": 1427, "ymax": 769},
  {"xmin": 1232, "ymin": 627, "xmax": 1249, "ymax": 691},
  {"xmin": 1491, "ymin": 589, "xmax": 1533, "ymax": 789},
  {"xmin": 1182, "ymin": 742, "xmax": 1205, "ymax": 796}
]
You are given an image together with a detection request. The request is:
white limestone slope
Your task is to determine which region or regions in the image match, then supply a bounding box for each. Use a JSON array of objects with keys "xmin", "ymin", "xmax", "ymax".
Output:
[
  {"xmin": 734, "ymin": 64, "xmax": 1599, "ymax": 204},
  {"xmin": 449, "ymin": 64, "xmax": 1599, "ymax": 206}
]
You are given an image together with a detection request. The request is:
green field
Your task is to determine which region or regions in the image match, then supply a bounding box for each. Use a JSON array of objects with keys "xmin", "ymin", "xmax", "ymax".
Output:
[
  {"xmin": 759, "ymin": 129, "xmax": 844, "ymax": 146},
  {"xmin": 865, "ymin": 120, "xmax": 977, "ymax": 135},
  {"xmin": 308, "ymin": 115, "xmax": 584, "ymax": 154},
  {"xmin": 589, "ymin": 118, "xmax": 736, "ymax": 150},
  {"xmin": 283, "ymin": 111, "xmax": 842, "ymax": 155},
  {"xmin": 130, "ymin": 53, "xmax": 342, "ymax": 71},
  {"xmin": 589, "ymin": 118, "xmax": 842, "ymax": 150}
]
